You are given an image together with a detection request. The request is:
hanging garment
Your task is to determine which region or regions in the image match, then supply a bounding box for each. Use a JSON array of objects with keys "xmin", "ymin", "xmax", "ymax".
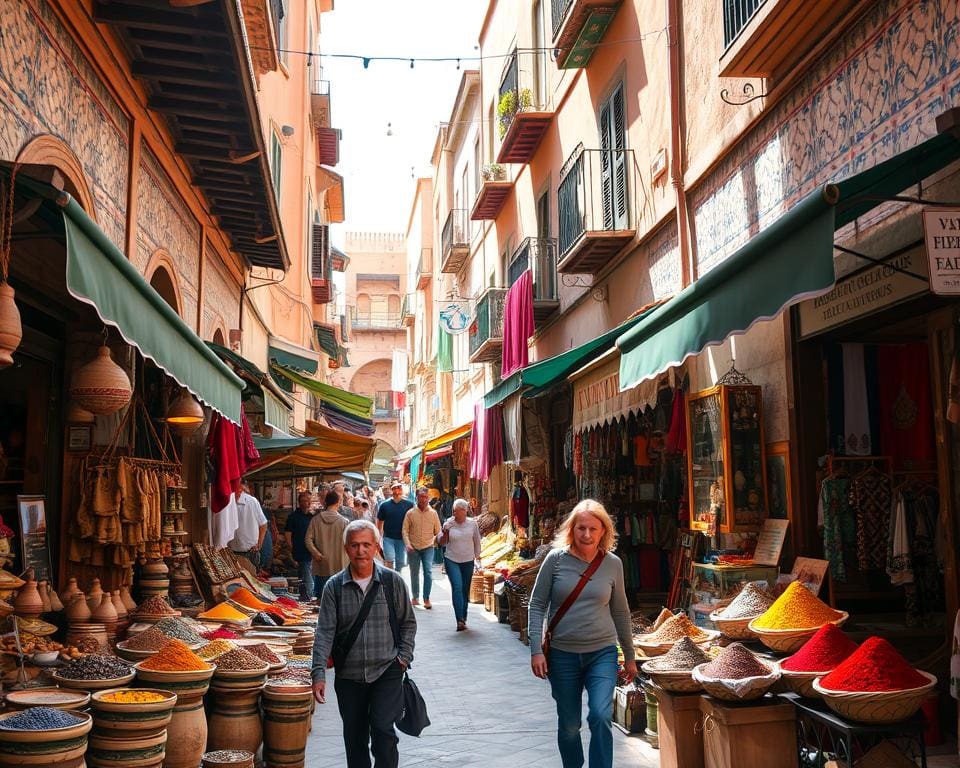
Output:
[
  {"xmin": 887, "ymin": 493, "xmax": 914, "ymax": 586},
  {"xmin": 826, "ymin": 344, "xmax": 845, "ymax": 454},
  {"xmin": 207, "ymin": 412, "xmax": 243, "ymax": 547},
  {"xmin": 500, "ymin": 270, "xmax": 535, "ymax": 377},
  {"xmin": 436, "ymin": 325, "xmax": 453, "ymax": 373},
  {"xmin": 820, "ymin": 476, "xmax": 853, "ymax": 581},
  {"xmin": 511, "ymin": 485, "xmax": 530, "ymax": 529},
  {"xmin": 848, "ymin": 468, "xmax": 891, "ymax": 572},
  {"xmin": 877, "ymin": 344, "xmax": 935, "ymax": 468},
  {"xmin": 841, "ymin": 344, "xmax": 872, "ymax": 455},
  {"xmin": 665, "ymin": 388, "xmax": 687, "ymax": 454},
  {"xmin": 468, "ymin": 402, "xmax": 504, "ymax": 481}
]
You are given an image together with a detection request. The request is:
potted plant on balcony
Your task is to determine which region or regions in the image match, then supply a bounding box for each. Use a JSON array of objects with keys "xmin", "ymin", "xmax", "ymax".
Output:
[
  {"xmin": 481, "ymin": 163, "xmax": 506, "ymax": 183},
  {"xmin": 497, "ymin": 89, "xmax": 533, "ymax": 139}
]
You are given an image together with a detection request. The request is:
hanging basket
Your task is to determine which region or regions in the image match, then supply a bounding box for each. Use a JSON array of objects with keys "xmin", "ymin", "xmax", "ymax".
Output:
[
  {"xmin": 0, "ymin": 283, "xmax": 21, "ymax": 367},
  {"xmin": 70, "ymin": 345, "xmax": 133, "ymax": 415}
]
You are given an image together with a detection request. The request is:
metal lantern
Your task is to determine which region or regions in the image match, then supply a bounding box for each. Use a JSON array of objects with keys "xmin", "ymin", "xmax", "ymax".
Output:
[{"xmin": 166, "ymin": 388, "xmax": 204, "ymax": 435}]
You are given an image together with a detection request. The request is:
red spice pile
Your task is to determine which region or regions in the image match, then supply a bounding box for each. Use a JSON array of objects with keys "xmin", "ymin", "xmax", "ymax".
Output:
[
  {"xmin": 820, "ymin": 637, "xmax": 930, "ymax": 692},
  {"xmin": 782, "ymin": 624, "xmax": 858, "ymax": 673},
  {"xmin": 275, "ymin": 596, "xmax": 300, "ymax": 609},
  {"xmin": 201, "ymin": 627, "xmax": 240, "ymax": 641}
]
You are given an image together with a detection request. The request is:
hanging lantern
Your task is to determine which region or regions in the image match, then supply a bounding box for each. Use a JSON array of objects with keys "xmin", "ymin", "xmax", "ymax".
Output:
[
  {"xmin": 70, "ymin": 345, "xmax": 132, "ymax": 415},
  {"xmin": 0, "ymin": 283, "xmax": 21, "ymax": 368},
  {"xmin": 166, "ymin": 388, "xmax": 205, "ymax": 435}
]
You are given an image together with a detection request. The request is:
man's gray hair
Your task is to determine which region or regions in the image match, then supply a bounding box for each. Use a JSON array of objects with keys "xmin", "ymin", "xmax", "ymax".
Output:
[
  {"xmin": 453, "ymin": 498, "xmax": 470, "ymax": 513},
  {"xmin": 343, "ymin": 518, "xmax": 381, "ymax": 544}
]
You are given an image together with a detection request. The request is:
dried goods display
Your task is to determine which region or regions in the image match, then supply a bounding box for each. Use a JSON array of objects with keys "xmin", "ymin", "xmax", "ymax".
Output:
[
  {"xmin": 819, "ymin": 637, "xmax": 929, "ymax": 692},
  {"xmin": 714, "ymin": 582, "xmax": 775, "ymax": 619},
  {"xmin": 139, "ymin": 639, "xmax": 209, "ymax": 671},
  {"xmin": 212, "ymin": 648, "xmax": 267, "ymax": 671},
  {"xmin": 121, "ymin": 626, "xmax": 169, "ymax": 651},
  {"xmin": 643, "ymin": 637, "xmax": 710, "ymax": 672},
  {"xmin": 134, "ymin": 595, "xmax": 178, "ymax": 616},
  {"xmin": 781, "ymin": 624, "xmax": 858, "ymax": 673},
  {"xmin": 153, "ymin": 617, "xmax": 203, "ymax": 644},
  {"xmin": 99, "ymin": 690, "xmax": 169, "ymax": 704},
  {"xmin": 700, "ymin": 643, "xmax": 770, "ymax": 680},
  {"xmin": 201, "ymin": 628, "xmax": 240, "ymax": 641},
  {"xmin": 0, "ymin": 707, "xmax": 84, "ymax": 730},
  {"xmin": 643, "ymin": 613, "xmax": 712, "ymax": 644},
  {"xmin": 244, "ymin": 644, "xmax": 281, "ymax": 665},
  {"xmin": 752, "ymin": 581, "xmax": 842, "ymax": 630},
  {"xmin": 198, "ymin": 640, "xmax": 237, "ymax": 660},
  {"xmin": 57, "ymin": 654, "xmax": 132, "ymax": 680}
]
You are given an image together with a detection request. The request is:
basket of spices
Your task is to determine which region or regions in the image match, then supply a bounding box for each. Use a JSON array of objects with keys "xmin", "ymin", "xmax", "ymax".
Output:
[
  {"xmin": 90, "ymin": 689, "xmax": 177, "ymax": 737},
  {"xmin": 640, "ymin": 637, "xmax": 710, "ymax": 693},
  {"xmin": 778, "ymin": 624, "xmax": 859, "ymax": 698},
  {"xmin": 133, "ymin": 640, "xmax": 215, "ymax": 689},
  {"xmin": 635, "ymin": 613, "xmax": 718, "ymax": 656},
  {"xmin": 197, "ymin": 640, "xmax": 238, "ymax": 662},
  {"xmin": 748, "ymin": 582, "xmax": 848, "ymax": 653},
  {"xmin": 4, "ymin": 688, "xmax": 91, "ymax": 712},
  {"xmin": 709, "ymin": 582, "xmax": 775, "ymax": 640},
  {"xmin": 117, "ymin": 625, "xmax": 202, "ymax": 661},
  {"xmin": 211, "ymin": 647, "xmax": 270, "ymax": 689},
  {"xmin": 812, "ymin": 637, "xmax": 937, "ymax": 724},
  {"xmin": 692, "ymin": 643, "xmax": 780, "ymax": 701},
  {"xmin": 52, "ymin": 654, "xmax": 136, "ymax": 691},
  {"xmin": 131, "ymin": 596, "xmax": 180, "ymax": 623},
  {"xmin": 242, "ymin": 643, "xmax": 285, "ymax": 673},
  {"xmin": 0, "ymin": 708, "xmax": 92, "ymax": 768}
]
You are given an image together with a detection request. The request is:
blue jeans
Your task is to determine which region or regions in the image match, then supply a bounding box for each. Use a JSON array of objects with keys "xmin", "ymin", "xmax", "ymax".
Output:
[
  {"xmin": 260, "ymin": 529, "xmax": 273, "ymax": 573},
  {"xmin": 314, "ymin": 575, "xmax": 329, "ymax": 598},
  {"xmin": 444, "ymin": 558, "xmax": 474, "ymax": 623},
  {"xmin": 298, "ymin": 559, "xmax": 314, "ymax": 601},
  {"xmin": 408, "ymin": 547, "xmax": 434, "ymax": 600},
  {"xmin": 547, "ymin": 646, "xmax": 618, "ymax": 768},
  {"xmin": 381, "ymin": 537, "xmax": 406, "ymax": 570}
]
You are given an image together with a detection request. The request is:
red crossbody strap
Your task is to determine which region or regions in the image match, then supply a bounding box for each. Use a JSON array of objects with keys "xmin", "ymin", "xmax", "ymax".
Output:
[{"xmin": 546, "ymin": 550, "xmax": 605, "ymax": 636}]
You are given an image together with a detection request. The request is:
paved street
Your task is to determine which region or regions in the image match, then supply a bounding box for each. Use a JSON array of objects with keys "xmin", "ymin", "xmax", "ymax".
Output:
[{"xmin": 305, "ymin": 566, "xmax": 660, "ymax": 767}]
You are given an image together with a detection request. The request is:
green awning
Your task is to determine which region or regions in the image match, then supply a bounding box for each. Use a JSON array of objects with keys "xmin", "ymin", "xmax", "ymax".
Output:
[
  {"xmin": 617, "ymin": 132, "xmax": 960, "ymax": 390},
  {"xmin": 263, "ymin": 389, "xmax": 290, "ymax": 432},
  {"xmin": 206, "ymin": 341, "xmax": 292, "ymax": 430},
  {"xmin": 252, "ymin": 435, "xmax": 316, "ymax": 452},
  {"xmin": 314, "ymin": 324, "xmax": 340, "ymax": 360},
  {"xmin": 271, "ymin": 363, "xmax": 374, "ymax": 419},
  {"xmin": 268, "ymin": 341, "xmax": 319, "ymax": 374},
  {"xmin": 60, "ymin": 197, "xmax": 244, "ymax": 421},
  {"xmin": 483, "ymin": 303, "xmax": 663, "ymax": 408}
]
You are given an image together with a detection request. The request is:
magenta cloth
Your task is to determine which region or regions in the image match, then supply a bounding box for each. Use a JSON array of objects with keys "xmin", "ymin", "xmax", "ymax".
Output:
[
  {"xmin": 207, "ymin": 412, "xmax": 243, "ymax": 516},
  {"xmin": 240, "ymin": 408, "xmax": 260, "ymax": 466},
  {"xmin": 500, "ymin": 269, "xmax": 535, "ymax": 377},
  {"xmin": 469, "ymin": 401, "xmax": 504, "ymax": 481}
]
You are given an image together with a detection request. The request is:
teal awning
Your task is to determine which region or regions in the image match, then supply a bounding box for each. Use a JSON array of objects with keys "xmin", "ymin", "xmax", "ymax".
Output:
[
  {"xmin": 268, "ymin": 341, "xmax": 319, "ymax": 374},
  {"xmin": 314, "ymin": 324, "xmax": 340, "ymax": 360},
  {"xmin": 252, "ymin": 435, "xmax": 316, "ymax": 452},
  {"xmin": 483, "ymin": 302, "xmax": 664, "ymax": 408},
  {"xmin": 206, "ymin": 341, "xmax": 292, "ymax": 430},
  {"xmin": 263, "ymin": 389, "xmax": 290, "ymax": 432},
  {"xmin": 60, "ymin": 197, "xmax": 244, "ymax": 421},
  {"xmin": 271, "ymin": 363, "xmax": 374, "ymax": 419},
  {"xmin": 617, "ymin": 132, "xmax": 960, "ymax": 390}
]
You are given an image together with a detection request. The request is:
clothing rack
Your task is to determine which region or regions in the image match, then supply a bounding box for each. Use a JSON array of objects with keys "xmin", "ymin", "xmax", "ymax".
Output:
[{"xmin": 825, "ymin": 454, "xmax": 892, "ymax": 477}]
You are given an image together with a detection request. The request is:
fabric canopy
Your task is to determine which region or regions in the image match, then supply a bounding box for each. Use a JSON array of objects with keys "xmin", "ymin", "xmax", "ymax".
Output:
[
  {"xmin": 206, "ymin": 342, "xmax": 293, "ymax": 431},
  {"xmin": 271, "ymin": 363, "xmax": 374, "ymax": 419},
  {"xmin": 617, "ymin": 132, "xmax": 960, "ymax": 390},
  {"xmin": 423, "ymin": 422, "xmax": 472, "ymax": 452},
  {"xmin": 60, "ymin": 197, "xmax": 244, "ymax": 421},
  {"xmin": 268, "ymin": 339, "xmax": 319, "ymax": 374},
  {"xmin": 247, "ymin": 420, "xmax": 376, "ymax": 476}
]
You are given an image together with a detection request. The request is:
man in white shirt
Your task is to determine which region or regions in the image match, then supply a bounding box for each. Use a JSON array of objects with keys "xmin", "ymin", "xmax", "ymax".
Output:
[{"xmin": 229, "ymin": 481, "xmax": 268, "ymax": 568}]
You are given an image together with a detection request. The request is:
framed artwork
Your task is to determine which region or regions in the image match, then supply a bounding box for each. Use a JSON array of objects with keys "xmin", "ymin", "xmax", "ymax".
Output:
[
  {"xmin": 765, "ymin": 441, "xmax": 791, "ymax": 520},
  {"xmin": 16, "ymin": 495, "xmax": 51, "ymax": 582},
  {"xmin": 67, "ymin": 425, "xmax": 92, "ymax": 452}
]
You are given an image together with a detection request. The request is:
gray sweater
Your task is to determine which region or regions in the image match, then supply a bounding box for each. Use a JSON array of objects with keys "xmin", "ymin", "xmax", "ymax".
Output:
[{"xmin": 527, "ymin": 548, "xmax": 635, "ymax": 661}]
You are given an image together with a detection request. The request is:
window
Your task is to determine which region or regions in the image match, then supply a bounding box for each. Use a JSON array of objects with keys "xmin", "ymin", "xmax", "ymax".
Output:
[
  {"xmin": 270, "ymin": 132, "xmax": 282, "ymax": 204},
  {"xmin": 305, "ymin": 190, "xmax": 313, "ymax": 263},
  {"xmin": 598, "ymin": 83, "xmax": 627, "ymax": 230},
  {"xmin": 488, "ymin": 101, "xmax": 495, "ymax": 162},
  {"xmin": 278, "ymin": 0, "xmax": 288, "ymax": 66},
  {"xmin": 461, "ymin": 165, "xmax": 469, "ymax": 216},
  {"xmin": 474, "ymin": 139, "xmax": 481, "ymax": 192},
  {"xmin": 534, "ymin": 0, "xmax": 548, "ymax": 109},
  {"xmin": 536, "ymin": 189, "xmax": 550, "ymax": 239}
]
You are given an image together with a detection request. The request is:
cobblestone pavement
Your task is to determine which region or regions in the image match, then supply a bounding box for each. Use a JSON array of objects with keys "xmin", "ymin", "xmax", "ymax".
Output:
[{"xmin": 305, "ymin": 566, "xmax": 660, "ymax": 767}]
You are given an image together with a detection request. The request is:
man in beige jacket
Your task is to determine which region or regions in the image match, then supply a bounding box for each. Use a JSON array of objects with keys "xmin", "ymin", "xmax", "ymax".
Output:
[
  {"xmin": 402, "ymin": 488, "xmax": 441, "ymax": 607},
  {"xmin": 305, "ymin": 489, "xmax": 350, "ymax": 597}
]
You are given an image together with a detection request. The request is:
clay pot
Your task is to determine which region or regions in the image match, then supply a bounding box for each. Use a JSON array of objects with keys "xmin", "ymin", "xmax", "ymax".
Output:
[
  {"xmin": 132, "ymin": 666, "xmax": 214, "ymax": 768},
  {"xmin": 66, "ymin": 593, "xmax": 92, "ymax": 623},
  {"xmin": 120, "ymin": 585, "xmax": 137, "ymax": 613},
  {"xmin": 48, "ymin": 585, "xmax": 64, "ymax": 612},
  {"xmin": 13, "ymin": 580, "xmax": 43, "ymax": 618},
  {"xmin": 38, "ymin": 581, "xmax": 52, "ymax": 613},
  {"xmin": 70, "ymin": 346, "xmax": 132, "ymax": 415},
  {"xmin": 92, "ymin": 591, "xmax": 118, "ymax": 623},
  {"xmin": 88, "ymin": 577, "xmax": 104, "ymax": 601},
  {"xmin": 207, "ymin": 685, "xmax": 264, "ymax": 755},
  {"xmin": 62, "ymin": 577, "xmax": 81, "ymax": 603},
  {"xmin": 0, "ymin": 283, "xmax": 22, "ymax": 368},
  {"xmin": 0, "ymin": 709, "xmax": 91, "ymax": 768},
  {"xmin": 111, "ymin": 590, "xmax": 127, "ymax": 620}
]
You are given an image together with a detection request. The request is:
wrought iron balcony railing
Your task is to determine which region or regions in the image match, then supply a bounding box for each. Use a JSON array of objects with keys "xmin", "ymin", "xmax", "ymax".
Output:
[
  {"xmin": 508, "ymin": 237, "xmax": 558, "ymax": 303},
  {"xmin": 440, "ymin": 208, "xmax": 470, "ymax": 273},
  {"xmin": 468, "ymin": 287, "xmax": 507, "ymax": 363},
  {"xmin": 351, "ymin": 309, "xmax": 403, "ymax": 330},
  {"xmin": 723, "ymin": 0, "xmax": 768, "ymax": 48}
]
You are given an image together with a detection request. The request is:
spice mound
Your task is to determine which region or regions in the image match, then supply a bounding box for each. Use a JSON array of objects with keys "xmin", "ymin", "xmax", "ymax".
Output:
[
  {"xmin": 699, "ymin": 643, "xmax": 770, "ymax": 680},
  {"xmin": 153, "ymin": 617, "xmax": 203, "ymax": 645},
  {"xmin": 752, "ymin": 581, "xmax": 842, "ymax": 630},
  {"xmin": 819, "ymin": 637, "xmax": 931, "ymax": 692},
  {"xmin": 214, "ymin": 648, "xmax": 269, "ymax": 672},
  {"xmin": 275, "ymin": 596, "xmax": 300, "ymax": 609},
  {"xmin": 100, "ymin": 690, "xmax": 170, "ymax": 704},
  {"xmin": 782, "ymin": 624, "xmax": 858, "ymax": 673},
  {"xmin": 58, "ymin": 654, "xmax": 132, "ymax": 680},
  {"xmin": 644, "ymin": 637, "xmax": 710, "ymax": 672},
  {"xmin": 716, "ymin": 583, "xmax": 775, "ymax": 620},
  {"xmin": 198, "ymin": 640, "xmax": 237, "ymax": 661},
  {"xmin": 244, "ymin": 643, "xmax": 281, "ymax": 665},
  {"xmin": 197, "ymin": 602, "xmax": 251, "ymax": 622},
  {"xmin": 201, "ymin": 628, "xmax": 239, "ymax": 641},
  {"xmin": 121, "ymin": 626, "xmax": 169, "ymax": 652},
  {"xmin": 644, "ymin": 613, "xmax": 711, "ymax": 644},
  {"xmin": 140, "ymin": 639, "xmax": 209, "ymax": 672},
  {"xmin": 0, "ymin": 707, "xmax": 84, "ymax": 730},
  {"xmin": 267, "ymin": 668, "xmax": 311, "ymax": 687},
  {"xmin": 229, "ymin": 588, "xmax": 273, "ymax": 611},
  {"xmin": 135, "ymin": 596, "xmax": 177, "ymax": 616},
  {"xmin": 651, "ymin": 608, "xmax": 674, "ymax": 630}
]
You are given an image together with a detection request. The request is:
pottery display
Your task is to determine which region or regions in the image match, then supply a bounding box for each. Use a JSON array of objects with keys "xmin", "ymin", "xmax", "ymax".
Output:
[
  {"xmin": 69, "ymin": 346, "xmax": 132, "ymax": 415},
  {"xmin": 0, "ymin": 283, "xmax": 22, "ymax": 368}
]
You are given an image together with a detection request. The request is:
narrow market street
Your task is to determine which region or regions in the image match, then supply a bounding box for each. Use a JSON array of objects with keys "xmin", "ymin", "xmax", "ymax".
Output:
[{"xmin": 305, "ymin": 567, "xmax": 660, "ymax": 767}]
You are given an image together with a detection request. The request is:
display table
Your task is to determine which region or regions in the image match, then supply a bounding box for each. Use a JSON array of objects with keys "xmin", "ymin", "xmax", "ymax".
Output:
[
  {"xmin": 699, "ymin": 694, "xmax": 798, "ymax": 768},
  {"xmin": 781, "ymin": 692, "xmax": 927, "ymax": 768},
  {"xmin": 654, "ymin": 686, "xmax": 704, "ymax": 768}
]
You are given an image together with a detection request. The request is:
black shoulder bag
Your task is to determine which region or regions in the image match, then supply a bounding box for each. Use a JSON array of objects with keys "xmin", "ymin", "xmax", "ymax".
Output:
[
  {"xmin": 330, "ymin": 580, "xmax": 381, "ymax": 669},
  {"xmin": 382, "ymin": 575, "xmax": 431, "ymax": 737}
]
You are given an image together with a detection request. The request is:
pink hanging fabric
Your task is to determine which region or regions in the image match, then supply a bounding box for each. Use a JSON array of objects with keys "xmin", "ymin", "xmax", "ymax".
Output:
[
  {"xmin": 501, "ymin": 269, "xmax": 535, "ymax": 377},
  {"xmin": 469, "ymin": 401, "xmax": 505, "ymax": 481}
]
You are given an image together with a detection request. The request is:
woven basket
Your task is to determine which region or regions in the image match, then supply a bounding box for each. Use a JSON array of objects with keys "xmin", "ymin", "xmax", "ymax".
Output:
[
  {"xmin": 778, "ymin": 669, "xmax": 823, "ymax": 699},
  {"xmin": 635, "ymin": 628, "xmax": 720, "ymax": 657},
  {"xmin": 640, "ymin": 664, "xmax": 702, "ymax": 693},
  {"xmin": 692, "ymin": 661, "xmax": 780, "ymax": 702},
  {"xmin": 748, "ymin": 612, "xmax": 849, "ymax": 654},
  {"xmin": 483, "ymin": 572, "xmax": 496, "ymax": 595},
  {"xmin": 708, "ymin": 611, "xmax": 761, "ymax": 641},
  {"xmin": 811, "ymin": 671, "xmax": 937, "ymax": 724},
  {"xmin": 469, "ymin": 572, "xmax": 485, "ymax": 603}
]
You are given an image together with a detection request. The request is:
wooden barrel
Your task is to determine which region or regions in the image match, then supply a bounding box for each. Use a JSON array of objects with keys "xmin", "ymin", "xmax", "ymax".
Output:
[
  {"xmin": 261, "ymin": 687, "xmax": 313, "ymax": 768},
  {"xmin": 4, "ymin": 689, "xmax": 91, "ymax": 712},
  {"xmin": 89, "ymin": 689, "xmax": 177, "ymax": 737},
  {"xmin": 468, "ymin": 572, "xmax": 484, "ymax": 603},
  {"xmin": 205, "ymin": 685, "xmax": 263, "ymax": 756},
  {"xmin": 132, "ymin": 664, "xmax": 213, "ymax": 768},
  {"xmin": 209, "ymin": 665, "xmax": 269, "ymax": 692},
  {"xmin": 0, "ymin": 711, "xmax": 92, "ymax": 768},
  {"xmin": 87, "ymin": 730, "xmax": 166, "ymax": 768}
]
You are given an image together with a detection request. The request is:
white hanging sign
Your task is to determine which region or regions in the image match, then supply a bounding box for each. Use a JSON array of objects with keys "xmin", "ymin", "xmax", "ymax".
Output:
[
  {"xmin": 438, "ymin": 301, "xmax": 471, "ymax": 335},
  {"xmin": 922, "ymin": 207, "xmax": 960, "ymax": 295}
]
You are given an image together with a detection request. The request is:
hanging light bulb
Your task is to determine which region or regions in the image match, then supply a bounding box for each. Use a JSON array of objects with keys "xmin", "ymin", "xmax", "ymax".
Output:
[
  {"xmin": 165, "ymin": 388, "xmax": 205, "ymax": 435},
  {"xmin": 386, "ymin": 122, "xmax": 393, "ymax": 137}
]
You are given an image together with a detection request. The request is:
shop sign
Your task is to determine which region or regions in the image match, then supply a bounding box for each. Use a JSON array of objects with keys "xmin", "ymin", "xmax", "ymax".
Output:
[
  {"xmin": 438, "ymin": 301, "xmax": 471, "ymax": 335},
  {"xmin": 797, "ymin": 246, "xmax": 928, "ymax": 338},
  {"xmin": 921, "ymin": 208, "xmax": 960, "ymax": 295}
]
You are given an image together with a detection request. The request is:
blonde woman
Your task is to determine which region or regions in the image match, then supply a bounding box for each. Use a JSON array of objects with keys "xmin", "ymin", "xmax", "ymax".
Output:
[{"xmin": 527, "ymin": 500, "xmax": 636, "ymax": 768}]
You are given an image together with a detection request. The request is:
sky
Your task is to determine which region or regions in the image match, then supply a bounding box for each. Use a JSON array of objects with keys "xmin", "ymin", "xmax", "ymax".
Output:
[{"xmin": 320, "ymin": 0, "xmax": 489, "ymax": 245}]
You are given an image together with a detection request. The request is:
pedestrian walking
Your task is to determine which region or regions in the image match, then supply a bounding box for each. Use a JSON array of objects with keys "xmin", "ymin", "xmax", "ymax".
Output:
[
  {"xmin": 228, "ymin": 480, "xmax": 268, "ymax": 568},
  {"xmin": 402, "ymin": 488, "xmax": 441, "ymax": 608},
  {"xmin": 305, "ymin": 489, "xmax": 350, "ymax": 597},
  {"xmin": 285, "ymin": 491, "xmax": 316, "ymax": 601},
  {"xmin": 439, "ymin": 498, "xmax": 481, "ymax": 631},
  {"xmin": 377, "ymin": 481, "xmax": 413, "ymax": 571},
  {"xmin": 527, "ymin": 499, "xmax": 637, "ymax": 768},
  {"xmin": 312, "ymin": 520, "xmax": 417, "ymax": 768}
]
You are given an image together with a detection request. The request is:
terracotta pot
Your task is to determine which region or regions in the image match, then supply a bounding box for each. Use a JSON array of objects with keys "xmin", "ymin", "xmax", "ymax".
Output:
[
  {"xmin": 38, "ymin": 581, "xmax": 52, "ymax": 613},
  {"xmin": 262, "ymin": 688, "xmax": 313, "ymax": 768},
  {"xmin": 93, "ymin": 591, "xmax": 118, "ymax": 624},
  {"xmin": 70, "ymin": 346, "xmax": 132, "ymax": 415},
  {"xmin": 48, "ymin": 585, "xmax": 64, "ymax": 612},
  {"xmin": 111, "ymin": 590, "xmax": 127, "ymax": 620},
  {"xmin": 0, "ymin": 283, "xmax": 21, "ymax": 368},
  {"xmin": 13, "ymin": 580, "xmax": 43, "ymax": 618},
  {"xmin": 207, "ymin": 685, "xmax": 263, "ymax": 755},
  {"xmin": 88, "ymin": 578, "xmax": 104, "ymax": 601},
  {"xmin": 62, "ymin": 577, "xmax": 81, "ymax": 603},
  {"xmin": 120, "ymin": 585, "xmax": 137, "ymax": 613},
  {"xmin": 66, "ymin": 593, "xmax": 92, "ymax": 623}
]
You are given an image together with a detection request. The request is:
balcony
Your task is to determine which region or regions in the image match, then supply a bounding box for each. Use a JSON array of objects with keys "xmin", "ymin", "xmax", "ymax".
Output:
[
  {"xmin": 468, "ymin": 287, "xmax": 507, "ymax": 364},
  {"xmin": 317, "ymin": 127, "xmax": 341, "ymax": 167},
  {"xmin": 351, "ymin": 309, "xmax": 403, "ymax": 330},
  {"xmin": 373, "ymin": 390, "xmax": 400, "ymax": 420},
  {"xmin": 496, "ymin": 49, "xmax": 553, "ymax": 165},
  {"xmin": 401, "ymin": 293, "xmax": 416, "ymax": 327},
  {"xmin": 508, "ymin": 237, "xmax": 560, "ymax": 323},
  {"xmin": 417, "ymin": 247, "xmax": 432, "ymax": 290},
  {"xmin": 311, "ymin": 79, "xmax": 331, "ymax": 129},
  {"xmin": 720, "ymin": 0, "xmax": 869, "ymax": 79},
  {"xmin": 440, "ymin": 208, "xmax": 470, "ymax": 274},
  {"xmin": 557, "ymin": 147, "xmax": 636, "ymax": 274},
  {"xmin": 552, "ymin": 0, "xmax": 623, "ymax": 69},
  {"xmin": 471, "ymin": 163, "xmax": 513, "ymax": 221},
  {"xmin": 310, "ymin": 222, "xmax": 332, "ymax": 304}
]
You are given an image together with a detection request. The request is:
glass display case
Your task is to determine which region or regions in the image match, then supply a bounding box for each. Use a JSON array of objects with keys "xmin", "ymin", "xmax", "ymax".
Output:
[{"xmin": 685, "ymin": 384, "xmax": 768, "ymax": 533}]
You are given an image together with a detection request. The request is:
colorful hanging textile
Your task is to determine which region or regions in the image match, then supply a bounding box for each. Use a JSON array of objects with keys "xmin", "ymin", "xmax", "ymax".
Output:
[
  {"xmin": 436, "ymin": 324, "xmax": 453, "ymax": 373},
  {"xmin": 469, "ymin": 401, "xmax": 504, "ymax": 481},
  {"xmin": 841, "ymin": 343, "xmax": 871, "ymax": 455},
  {"xmin": 500, "ymin": 270, "xmax": 535, "ymax": 378}
]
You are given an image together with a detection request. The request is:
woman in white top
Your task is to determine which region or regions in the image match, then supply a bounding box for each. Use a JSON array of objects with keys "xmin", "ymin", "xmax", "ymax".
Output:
[{"xmin": 438, "ymin": 498, "xmax": 481, "ymax": 631}]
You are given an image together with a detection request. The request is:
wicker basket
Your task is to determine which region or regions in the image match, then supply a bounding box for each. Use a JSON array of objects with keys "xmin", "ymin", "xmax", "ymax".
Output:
[
  {"xmin": 811, "ymin": 671, "xmax": 937, "ymax": 724},
  {"xmin": 778, "ymin": 669, "xmax": 823, "ymax": 698},
  {"xmin": 505, "ymin": 583, "xmax": 525, "ymax": 632},
  {"xmin": 469, "ymin": 572, "xmax": 485, "ymax": 603},
  {"xmin": 692, "ymin": 661, "xmax": 780, "ymax": 702},
  {"xmin": 748, "ymin": 612, "xmax": 849, "ymax": 654},
  {"xmin": 635, "ymin": 628, "xmax": 720, "ymax": 657},
  {"xmin": 708, "ymin": 611, "xmax": 761, "ymax": 641},
  {"xmin": 483, "ymin": 572, "xmax": 496, "ymax": 596},
  {"xmin": 640, "ymin": 664, "xmax": 702, "ymax": 693}
]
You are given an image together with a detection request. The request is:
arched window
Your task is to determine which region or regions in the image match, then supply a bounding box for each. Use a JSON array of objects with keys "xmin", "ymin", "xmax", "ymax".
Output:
[
  {"xmin": 387, "ymin": 294, "xmax": 401, "ymax": 314},
  {"xmin": 149, "ymin": 266, "xmax": 181, "ymax": 316},
  {"xmin": 212, "ymin": 328, "xmax": 226, "ymax": 346}
]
